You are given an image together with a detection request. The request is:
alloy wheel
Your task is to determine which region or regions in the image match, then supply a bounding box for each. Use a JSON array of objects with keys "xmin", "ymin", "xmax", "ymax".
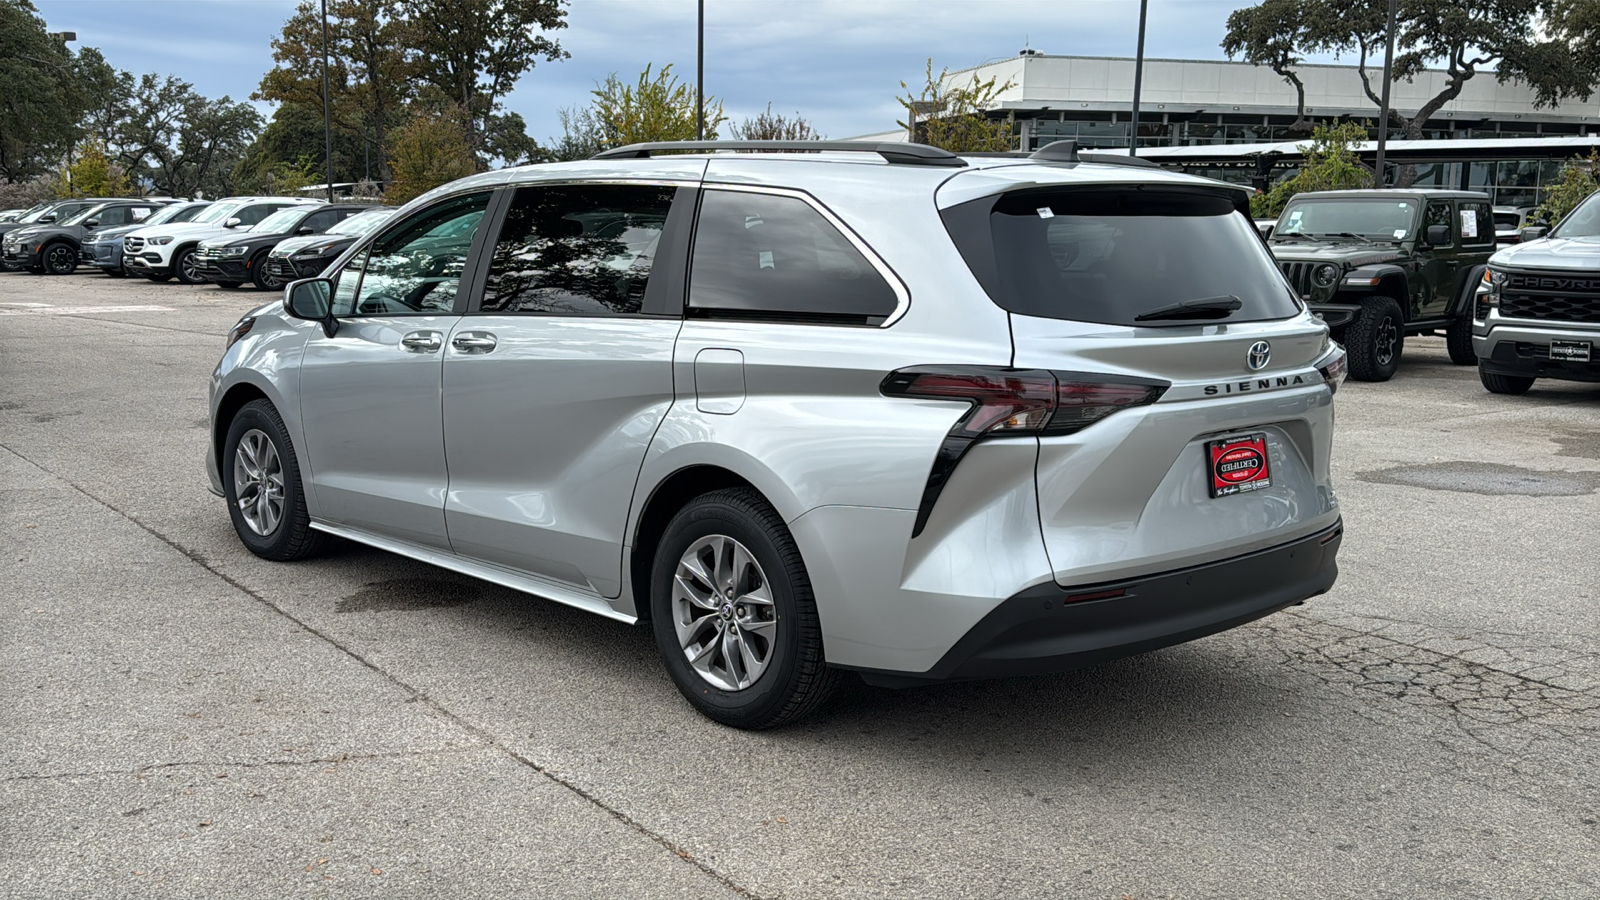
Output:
[
  {"xmin": 45, "ymin": 245, "xmax": 75, "ymax": 274},
  {"xmin": 178, "ymin": 251, "xmax": 200, "ymax": 283},
  {"xmin": 671, "ymin": 534, "xmax": 779, "ymax": 691},
  {"xmin": 232, "ymin": 428, "xmax": 285, "ymax": 536}
]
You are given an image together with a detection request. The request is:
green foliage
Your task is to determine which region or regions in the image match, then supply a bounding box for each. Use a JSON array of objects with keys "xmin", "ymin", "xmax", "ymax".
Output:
[
  {"xmin": 730, "ymin": 104, "xmax": 822, "ymax": 141},
  {"xmin": 258, "ymin": 156, "xmax": 322, "ymax": 196},
  {"xmin": 1250, "ymin": 121, "xmax": 1373, "ymax": 218},
  {"xmin": 545, "ymin": 105, "xmax": 608, "ymax": 163},
  {"xmin": 233, "ymin": 100, "xmax": 367, "ymax": 193},
  {"xmin": 590, "ymin": 64, "xmax": 725, "ymax": 148},
  {"xmin": 0, "ymin": 0, "xmax": 101, "ymax": 183},
  {"xmin": 1534, "ymin": 152, "xmax": 1600, "ymax": 225},
  {"xmin": 1223, "ymin": 0, "xmax": 1312, "ymax": 130},
  {"xmin": 898, "ymin": 59, "xmax": 1016, "ymax": 153},
  {"xmin": 386, "ymin": 104, "xmax": 478, "ymax": 206},
  {"xmin": 53, "ymin": 139, "xmax": 127, "ymax": 198}
]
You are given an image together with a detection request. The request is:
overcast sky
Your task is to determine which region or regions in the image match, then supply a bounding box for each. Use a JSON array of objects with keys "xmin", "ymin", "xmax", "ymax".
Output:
[{"xmin": 34, "ymin": 0, "xmax": 1304, "ymax": 143}]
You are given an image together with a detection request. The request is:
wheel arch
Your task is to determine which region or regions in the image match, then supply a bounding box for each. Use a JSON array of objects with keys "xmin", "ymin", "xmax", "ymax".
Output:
[
  {"xmin": 627, "ymin": 464, "xmax": 768, "ymax": 622},
  {"xmin": 212, "ymin": 382, "xmax": 273, "ymax": 466}
]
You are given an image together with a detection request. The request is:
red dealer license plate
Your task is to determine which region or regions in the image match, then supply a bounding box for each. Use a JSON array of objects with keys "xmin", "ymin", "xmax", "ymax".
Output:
[{"xmin": 1208, "ymin": 434, "xmax": 1272, "ymax": 497}]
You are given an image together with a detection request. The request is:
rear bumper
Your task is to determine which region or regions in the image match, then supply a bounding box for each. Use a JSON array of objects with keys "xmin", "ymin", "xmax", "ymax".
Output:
[{"xmin": 853, "ymin": 521, "xmax": 1342, "ymax": 687}]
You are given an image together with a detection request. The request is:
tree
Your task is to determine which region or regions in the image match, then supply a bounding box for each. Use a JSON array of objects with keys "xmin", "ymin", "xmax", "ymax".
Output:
[
  {"xmin": 1250, "ymin": 121, "xmax": 1372, "ymax": 217},
  {"xmin": 588, "ymin": 64, "xmax": 724, "ymax": 150},
  {"xmin": 386, "ymin": 104, "xmax": 478, "ymax": 205},
  {"xmin": 398, "ymin": 0, "xmax": 568, "ymax": 152},
  {"xmin": 898, "ymin": 60, "xmax": 1015, "ymax": 153},
  {"xmin": 1223, "ymin": 0, "xmax": 1600, "ymax": 153},
  {"xmin": 1535, "ymin": 152, "xmax": 1600, "ymax": 225},
  {"xmin": 233, "ymin": 100, "xmax": 367, "ymax": 192},
  {"xmin": 113, "ymin": 75, "xmax": 263, "ymax": 198},
  {"xmin": 53, "ymin": 138, "xmax": 128, "ymax": 198},
  {"xmin": 1223, "ymin": 0, "xmax": 1313, "ymax": 132},
  {"xmin": 730, "ymin": 104, "xmax": 822, "ymax": 141},
  {"xmin": 545, "ymin": 105, "xmax": 607, "ymax": 162},
  {"xmin": 0, "ymin": 0, "xmax": 93, "ymax": 183}
]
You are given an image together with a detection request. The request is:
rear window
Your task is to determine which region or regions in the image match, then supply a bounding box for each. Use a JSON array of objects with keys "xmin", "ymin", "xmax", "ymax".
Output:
[{"xmin": 943, "ymin": 188, "xmax": 1299, "ymax": 326}]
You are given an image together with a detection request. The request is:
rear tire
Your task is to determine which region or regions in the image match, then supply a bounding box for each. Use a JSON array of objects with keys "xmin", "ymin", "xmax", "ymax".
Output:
[
  {"xmin": 650, "ymin": 488, "xmax": 840, "ymax": 729},
  {"xmin": 1445, "ymin": 315, "xmax": 1477, "ymax": 365},
  {"xmin": 146, "ymin": 274, "xmax": 173, "ymax": 283},
  {"xmin": 222, "ymin": 399, "xmax": 324, "ymax": 561},
  {"xmin": 1345, "ymin": 296, "xmax": 1404, "ymax": 382},
  {"xmin": 1479, "ymin": 364, "xmax": 1535, "ymax": 395}
]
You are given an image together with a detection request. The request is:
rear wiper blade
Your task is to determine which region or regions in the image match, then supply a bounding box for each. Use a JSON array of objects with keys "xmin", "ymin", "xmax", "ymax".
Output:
[{"xmin": 1133, "ymin": 295, "xmax": 1243, "ymax": 322}]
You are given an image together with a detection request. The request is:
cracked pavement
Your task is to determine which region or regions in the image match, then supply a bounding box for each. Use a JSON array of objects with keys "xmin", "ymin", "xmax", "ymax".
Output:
[{"xmin": 3, "ymin": 276, "xmax": 1599, "ymax": 898}]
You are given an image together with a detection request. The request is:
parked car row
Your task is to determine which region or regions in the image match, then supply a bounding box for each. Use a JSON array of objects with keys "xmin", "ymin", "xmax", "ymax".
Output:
[
  {"xmin": 1262, "ymin": 187, "xmax": 1599, "ymax": 395},
  {"xmin": 0, "ymin": 195, "xmax": 394, "ymax": 290}
]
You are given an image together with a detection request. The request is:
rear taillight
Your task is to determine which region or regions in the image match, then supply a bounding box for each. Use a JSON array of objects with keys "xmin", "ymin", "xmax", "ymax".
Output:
[
  {"xmin": 882, "ymin": 366, "xmax": 1168, "ymax": 536},
  {"xmin": 1314, "ymin": 345, "xmax": 1348, "ymax": 394}
]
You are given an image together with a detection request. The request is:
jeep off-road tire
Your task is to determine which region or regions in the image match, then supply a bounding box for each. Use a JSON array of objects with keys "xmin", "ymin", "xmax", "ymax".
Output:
[
  {"xmin": 1478, "ymin": 364, "xmax": 1535, "ymax": 395},
  {"xmin": 650, "ymin": 488, "xmax": 840, "ymax": 729},
  {"xmin": 222, "ymin": 399, "xmax": 325, "ymax": 561},
  {"xmin": 1445, "ymin": 315, "xmax": 1478, "ymax": 365},
  {"xmin": 1345, "ymin": 296, "xmax": 1404, "ymax": 382}
]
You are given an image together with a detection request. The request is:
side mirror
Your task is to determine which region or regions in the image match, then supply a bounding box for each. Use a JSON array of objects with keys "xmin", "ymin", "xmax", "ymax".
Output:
[
  {"xmin": 284, "ymin": 278, "xmax": 338, "ymax": 337},
  {"xmin": 39, "ymin": 213, "xmax": 56, "ymax": 223},
  {"xmin": 1521, "ymin": 225, "xmax": 1549, "ymax": 242},
  {"xmin": 224, "ymin": 217, "xmax": 242, "ymax": 228},
  {"xmin": 296, "ymin": 225, "xmax": 315, "ymax": 235},
  {"xmin": 83, "ymin": 218, "xmax": 100, "ymax": 228},
  {"xmin": 1425, "ymin": 224, "xmax": 1451, "ymax": 245}
]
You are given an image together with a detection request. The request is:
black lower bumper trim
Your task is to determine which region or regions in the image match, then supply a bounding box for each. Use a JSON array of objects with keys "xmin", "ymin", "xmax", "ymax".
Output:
[
  {"xmin": 1481, "ymin": 341, "xmax": 1600, "ymax": 382},
  {"xmin": 854, "ymin": 521, "xmax": 1343, "ymax": 687}
]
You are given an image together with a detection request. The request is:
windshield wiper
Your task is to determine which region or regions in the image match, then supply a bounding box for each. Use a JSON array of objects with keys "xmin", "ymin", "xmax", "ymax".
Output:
[
  {"xmin": 1133, "ymin": 295, "xmax": 1244, "ymax": 322},
  {"xmin": 1320, "ymin": 232, "xmax": 1374, "ymax": 243},
  {"xmin": 1272, "ymin": 232, "xmax": 1316, "ymax": 242}
]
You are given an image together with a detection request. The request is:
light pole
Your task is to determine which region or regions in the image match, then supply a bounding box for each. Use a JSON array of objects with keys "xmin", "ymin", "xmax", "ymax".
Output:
[
  {"xmin": 1129, "ymin": 0, "xmax": 1149, "ymax": 156},
  {"xmin": 321, "ymin": 0, "xmax": 334, "ymax": 202},
  {"xmin": 1373, "ymin": 0, "xmax": 1398, "ymax": 187},
  {"xmin": 696, "ymin": 0, "xmax": 705, "ymax": 141}
]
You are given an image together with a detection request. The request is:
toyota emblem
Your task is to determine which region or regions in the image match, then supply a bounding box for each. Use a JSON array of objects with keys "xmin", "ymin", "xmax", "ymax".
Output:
[{"xmin": 1246, "ymin": 341, "xmax": 1271, "ymax": 371}]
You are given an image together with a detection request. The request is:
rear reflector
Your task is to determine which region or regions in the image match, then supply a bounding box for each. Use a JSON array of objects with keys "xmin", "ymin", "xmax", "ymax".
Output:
[{"xmin": 882, "ymin": 366, "xmax": 1169, "ymax": 536}]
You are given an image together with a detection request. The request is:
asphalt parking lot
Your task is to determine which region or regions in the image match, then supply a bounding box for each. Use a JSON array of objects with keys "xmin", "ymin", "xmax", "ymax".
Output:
[{"xmin": 2, "ymin": 271, "xmax": 1598, "ymax": 899}]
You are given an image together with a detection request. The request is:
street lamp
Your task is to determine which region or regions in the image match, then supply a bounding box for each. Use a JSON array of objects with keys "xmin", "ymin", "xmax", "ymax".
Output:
[
  {"xmin": 321, "ymin": 0, "xmax": 334, "ymax": 202},
  {"xmin": 1129, "ymin": 0, "xmax": 1149, "ymax": 157},
  {"xmin": 696, "ymin": 0, "xmax": 705, "ymax": 141},
  {"xmin": 1373, "ymin": 0, "xmax": 1399, "ymax": 186}
]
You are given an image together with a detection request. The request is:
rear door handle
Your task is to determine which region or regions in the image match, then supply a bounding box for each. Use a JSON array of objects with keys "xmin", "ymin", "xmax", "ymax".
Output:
[
  {"xmin": 451, "ymin": 332, "xmax": 498, "ymax": 354},
  {"xmin": 400, "ymin": 331, "xmax": 442, "ymax": 353}
]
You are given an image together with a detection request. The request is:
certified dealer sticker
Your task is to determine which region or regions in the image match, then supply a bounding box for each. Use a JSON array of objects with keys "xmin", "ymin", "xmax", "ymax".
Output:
[{"xmin": 1208, "ymin": 434, "xmax": 1273, "ymax": 497}]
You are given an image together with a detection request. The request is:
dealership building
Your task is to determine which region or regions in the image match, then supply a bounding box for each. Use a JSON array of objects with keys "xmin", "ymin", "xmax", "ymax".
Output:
[{"xmin": 864, "ymin": 53, "xmax": 1600, "ymax": 208}]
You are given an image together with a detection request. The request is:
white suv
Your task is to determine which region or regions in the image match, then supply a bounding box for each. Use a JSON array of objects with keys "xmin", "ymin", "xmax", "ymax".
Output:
[{"xmin": 124, "ymin": 196, "xmax": 323, "ymax": 284}]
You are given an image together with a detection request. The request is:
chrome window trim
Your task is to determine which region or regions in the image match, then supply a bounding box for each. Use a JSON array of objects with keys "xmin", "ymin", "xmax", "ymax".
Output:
[{"xmin": 695, "ymin": 183, "xmax": 912, "ymax": 328}]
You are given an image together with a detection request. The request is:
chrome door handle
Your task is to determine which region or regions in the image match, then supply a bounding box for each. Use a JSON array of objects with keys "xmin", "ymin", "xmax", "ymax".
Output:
[
  {"xmin": 400, "ymin": 331, "xmax": 442, "ymax": 353},
  {"xmin": 451, "ymin": 333, "xmax": 498, "ymax": 354}
]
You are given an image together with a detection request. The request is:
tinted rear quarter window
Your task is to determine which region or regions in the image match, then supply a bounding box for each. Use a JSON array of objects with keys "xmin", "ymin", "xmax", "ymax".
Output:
[
  {"xmin": 945, "ymin": 188, "xmax": 1299, "ymax": 326},
  {"xmin": 689, "ymin": 189, "xmax": 899, "ymax": 324}
]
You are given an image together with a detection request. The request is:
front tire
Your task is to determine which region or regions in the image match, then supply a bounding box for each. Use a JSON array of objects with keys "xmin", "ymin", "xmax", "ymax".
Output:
[
  {"xmin": 172, "ymin": 246, "xmax": 204, "ymax": 285},
  {"xmin": 1479, "ymin": 364, "xmax": 1535, "ymax": 395},
  {"xmin": 650, "ymin": 488, "xmax": 839, "ymax": 729},
  {"xmin": 105, "ymin": 266, "xmax": 126, "ymax": 278},
  {"xmin": 42, "ymin": 242, "xmax": 77, "ymax": 275},
  {"xmin": 146, "ymin": 273, "xmax": 173, "ymax": 283},
  {"xmin": 222, "ymin": 399, "xmax": 324, "ymax": 561},
  {"xmin": 216, "ymin": 281, "xmax": 243, "ymax": 290},
  {"xmin": 251, "ymin": 252, "xmax": 284, "ymax": 291},
  {"xmin": 1345, "ymin": 296, "xmax": 1404, "ymax": 382},
  {"xmin": 1445, "ymin": 315, "xmax": 1477, "ymax": 365}
]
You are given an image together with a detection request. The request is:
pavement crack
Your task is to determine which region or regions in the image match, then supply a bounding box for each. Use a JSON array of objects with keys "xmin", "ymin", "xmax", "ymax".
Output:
[
  {"xmin": 0, "ymin": 442, "xmax": 763, "ymax": 900},
  {"xmin": 4, "ymin": 746, "xmax": 490, "ymax": 784}
]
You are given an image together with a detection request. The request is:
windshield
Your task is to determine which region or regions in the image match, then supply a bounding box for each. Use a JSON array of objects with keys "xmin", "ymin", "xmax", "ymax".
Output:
[
  {"xmin": 193, "ymin": 201, "xmax": 244, "ymax": 225},
  {"xmin": 61, "ymin": 204, "xmax": 114, "ymax": 227},
  {"xmin": 252, "ymin": 207, "xmax": 308, "ymax": 233},
  {"xmin": 1276, "ymin": 199, "xmax": 1415, "ymax": 241},
  {"xmin": 943, "ymin": 188, "xmax": 1300, "ymax": 327},
  {"xmin": 19, "ymin": 204, "xmax": 56, "ymax": 223},
  {"xmin": 144, "ymin": 203, "xmax": 201, "ymax": 226},
  {"xmin": 329, "ymin": 208, "xmax": 393, "ymax": 235},
  {"xmin": 1551, "ymin": 193, "xmax": 1600, "ymax": 239}
]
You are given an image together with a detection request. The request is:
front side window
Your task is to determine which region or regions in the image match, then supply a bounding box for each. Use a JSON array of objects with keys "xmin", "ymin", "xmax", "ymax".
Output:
[
  {"xmin": 237, "ymin": 204, "xmax": 290, "ymax": 228},
  {"xmin": 1425, "ymin": 202, "xmax": 1454, "ymax": 243},
  {"xmin": 689, "ymin": 189, "xmax": 899, "ymax": 323},
  {"xmin": 337, "ymin": 191, "xmax": 490, "ymax": 316},
  {"xmin": 481, "ymin": 184, "xmax": 675, "ymax": 316}
]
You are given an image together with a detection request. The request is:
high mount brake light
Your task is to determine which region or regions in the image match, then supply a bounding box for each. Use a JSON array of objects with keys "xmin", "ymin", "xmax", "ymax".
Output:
[{"xmin": 882, "ymin": 366, "xmax": 1169, "ymax": 536}]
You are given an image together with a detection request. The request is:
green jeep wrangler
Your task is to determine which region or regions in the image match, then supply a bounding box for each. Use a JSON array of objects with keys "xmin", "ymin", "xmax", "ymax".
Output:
[{"xmin": 1267, "ymin": 189, "xmax": 1495, "ymax": 381}]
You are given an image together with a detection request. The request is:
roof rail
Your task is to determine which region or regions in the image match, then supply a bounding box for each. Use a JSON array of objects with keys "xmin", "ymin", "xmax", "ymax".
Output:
[
  {"xmin": 1028, "ymin": 140, "xmax": 1163, "ymax": 169},
  {"xmin": 592, "ymin": 140, "xmax": 968, "ymax": 168}
]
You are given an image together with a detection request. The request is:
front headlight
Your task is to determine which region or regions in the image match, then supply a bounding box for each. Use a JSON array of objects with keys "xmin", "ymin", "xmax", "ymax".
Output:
[
  {"xmin": 221, "ymin": 246, "xmax": 248, "ymax": 257},
  {"xmin": 149, "ymin": 236, "xmax": 174, "ymax": 245},
  {"xmin": 293, "ymin": 246, "xmax": 333, "ymax": 258},
  {"xmin": 225, "ymin": 316, "xmax": 256, "ymax": 351},
  {"xmin": 1313, "ymin": 264, "xmax": 1339, "ymax": 287},
  {"xmin": 1485, "ymin": 267, "xmax": 1510, "ymax": 287}
]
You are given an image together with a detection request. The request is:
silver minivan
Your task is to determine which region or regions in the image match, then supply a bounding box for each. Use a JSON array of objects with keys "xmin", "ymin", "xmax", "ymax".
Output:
[{"xmin": 209, "ymin": 141, "xmax": 1347, "ymax": 728}]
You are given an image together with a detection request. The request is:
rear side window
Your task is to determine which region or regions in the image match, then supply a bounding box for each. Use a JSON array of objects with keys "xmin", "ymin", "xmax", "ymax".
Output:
[
  {"xmin": 943, "ymin": 188, "xmax": 1300, "ymax": 326},
  {"xmin": 689, "ymin": 189, "xmax": 899, "ymax": 324},
  {"xmin": 481, "ymin": 184, "xmax": 675, "ymax": 316},
  {"xmin": 235, "ymin": 204, "xmax": 285, "ymax": 227},
  {"xmin": 1458, "ymin": 201, "xmax": 1492, "ymax": 246}
]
